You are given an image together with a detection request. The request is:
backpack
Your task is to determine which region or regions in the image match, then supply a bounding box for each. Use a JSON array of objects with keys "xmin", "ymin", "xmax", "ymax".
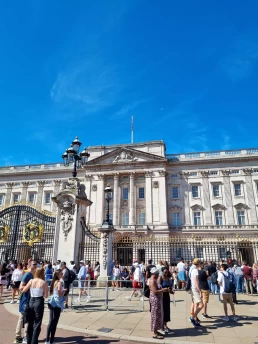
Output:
[
  {"xmin": 210, "ymin": 271, "xmax": 218, "ymax": 284},
  {"xmin": 68, "ymin": 269, "xmax": 77, "ymax": 284},
  {"xmin": 222, "ymin": 272, "xmax": 234, "ymax": 293}
]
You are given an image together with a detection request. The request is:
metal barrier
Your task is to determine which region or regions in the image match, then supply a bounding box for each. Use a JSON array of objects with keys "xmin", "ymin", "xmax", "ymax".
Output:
[{"xmin": 70, "ymin": 279, "xmax": 145, "ymax": 312}]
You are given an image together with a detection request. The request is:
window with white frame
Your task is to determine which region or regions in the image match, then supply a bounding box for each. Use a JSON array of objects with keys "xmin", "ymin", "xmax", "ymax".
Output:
[
  {"xmin": 234, "ymin": 183, "xmax": 242, "ymax": 196},
  {"xmin": 171, "ymin": 186, "xmax": 179, "ymax": 199},
  {"xmin": 138, "ymin": 187, "xmax": 145, "ymax": 199},
  {"xmin": 122, "ymin": 187, "xmax": 129, "ymax": 200},
  {"xmin": 213, "ymin": 184, "xmax": 220, "ymax": 197},
  {"xmin": 138, "ymin": 212, "xmax": 145, "ymax": 225},
  {"xmin": 13, "ymin": 194, "xmax": 20, "ymax": 203},
  {"xmin": 45, "ymin": 192, "xmax": 51, "ymax": 205},
  {"xmin": 192, "ymin": 185, "xmax": 199, "ymax": 198},
  {"xmin": 29, "ymin": 193, "xmax": 36, "ymax": 204},
  {"xmin": 0, "ymin": 194, "xmax": 4, "ymax": 206},
  {"xmin": 121, "ymin": 212, "xmax": 129, "ymax": 225},
  {"xmin": 237, "ymin": 210, "xmax": 245, "ymax": 225},
  {"xmin": 215, "ymin": 211, "xmax": 223, "ymax": 225},
  {"xmin": 172, "ymin": 212, "xmax": 180, "ymax": 226},
  {"xmin": 193, "ymin": 211, "xmax": 201, "ymax": 225}
]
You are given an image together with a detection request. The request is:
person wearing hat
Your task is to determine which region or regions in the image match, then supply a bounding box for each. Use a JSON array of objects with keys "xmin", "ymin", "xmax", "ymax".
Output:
[
  {"xmin": 127, "ymin": 262, "xmax": 144, "ymax": 300},
  {"xmin": 189, "ymin": 258, "xmax": 203, "ymax": 328},
  {"xmin": 149, "ymin": 267, "xmax": 170, "ymax": 339}
]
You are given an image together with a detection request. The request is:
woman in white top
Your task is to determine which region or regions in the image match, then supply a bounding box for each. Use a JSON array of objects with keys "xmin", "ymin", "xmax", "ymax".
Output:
[
  {"xmin": 22, "ymin": 267, "xmax": 48, "ymax": 344},
  {"xmin": 46, "ymin": 269, "xmax": 65, "ymax": 344},
  {"xmin": 10, "ymin": 263, "xmax": 24, "ymax": 304},
  {"xmin": 112, "ymin": 263, "xmax": 121, "ymax": 290},
  {"xmin": 128, "ymin": 263, "xmax": 144, "ymax": 300}
]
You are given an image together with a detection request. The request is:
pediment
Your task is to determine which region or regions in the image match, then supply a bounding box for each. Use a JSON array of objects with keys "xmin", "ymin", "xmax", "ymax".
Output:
[
  {"xmin": 170, "ymin": 206, "xmax": 182, "ymax": 211},
  {"xmin": 86, "ymin": 147, "xmax": 167, "ymax": 166},
  {"xmin": 190, "ymin": 204, "xmax": 205, "ymax": 211},
  {"xmin": 212, "ymin": 203, "xmax": 227, "ymax": 210},
  {"xmin": 234, "ymin": 203, "xmax": 250, "ymax": 210}
]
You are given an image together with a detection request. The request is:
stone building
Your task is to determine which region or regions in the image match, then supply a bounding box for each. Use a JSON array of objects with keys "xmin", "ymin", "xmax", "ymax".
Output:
[{"xmin": 0, "ymin": 140, "xmax": 258, "ymax": 265}]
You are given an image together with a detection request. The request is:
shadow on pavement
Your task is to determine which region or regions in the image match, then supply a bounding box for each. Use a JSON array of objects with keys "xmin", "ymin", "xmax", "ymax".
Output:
[{"xmin": 39, "ymin": 336, "xmax": 120, "ymax": 343}]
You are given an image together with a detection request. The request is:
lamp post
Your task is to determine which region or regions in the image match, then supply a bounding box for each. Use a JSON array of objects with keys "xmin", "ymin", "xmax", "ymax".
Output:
[
  {"xmin": 62, "ymin": 136, "xmax": 90, "ymax": 177},
  {"xmin": 103, "ymin": 184, "xmax": 113, "ymax": 226}
]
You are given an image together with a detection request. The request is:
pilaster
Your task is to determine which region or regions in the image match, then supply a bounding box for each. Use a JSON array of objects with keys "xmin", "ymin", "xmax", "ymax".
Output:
[
  {"xmin": 145, "ymin": 171, "xmax": 153, "ymax": 225},
  {"xmin": 221, "ymin": 170, "xmax": 234, "ymax": 225},
  {"xmin": 36, "ymin": 181, "xmax": 46, "ymax": 208},
  {"xmin": 5, "ymin": 183, "xmax": 14, "ymax": 205},
  {"xmin": 129, "ymin": 173, "xmax": 135, "ymax": 225},
  {"xmin": 201, "ymin": 171, "xmax": 212, "ymax": 224},
  {"xmin": 113, "ymin": 174, "xmax": 119, "ymax": 225}
]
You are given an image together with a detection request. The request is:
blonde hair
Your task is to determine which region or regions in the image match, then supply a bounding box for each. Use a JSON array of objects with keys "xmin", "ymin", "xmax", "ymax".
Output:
[{"xmin": 34, "ymin": 267, "xmax": 45, "ymax": 280}]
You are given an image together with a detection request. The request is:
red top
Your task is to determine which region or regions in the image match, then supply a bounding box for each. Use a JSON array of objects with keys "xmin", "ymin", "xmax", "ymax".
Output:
[{"xmin": 242, "ymin": 266, "xmax": 252, "ymax": 279}]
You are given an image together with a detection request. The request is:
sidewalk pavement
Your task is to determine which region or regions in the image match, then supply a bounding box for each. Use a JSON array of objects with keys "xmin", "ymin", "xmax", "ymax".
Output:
[{"xmin": 3, "ymin": 289, "xmax": 258, "ymax": 344}]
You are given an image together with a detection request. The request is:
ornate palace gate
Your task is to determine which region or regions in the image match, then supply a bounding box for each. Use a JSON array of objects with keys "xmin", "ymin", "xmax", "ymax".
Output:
[{"xmin": 0, "ymin": 204, "xmax": 56, "ymax": 262}]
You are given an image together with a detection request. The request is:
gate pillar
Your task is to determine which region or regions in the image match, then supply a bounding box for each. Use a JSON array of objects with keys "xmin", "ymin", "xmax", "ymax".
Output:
[
  {"xmin": 98, "ymin": 223, "xmax": 116, "ymax": 285},
  {"xmin": 52, "ymin": 178, "xmax": 92, "ymax": 264}
]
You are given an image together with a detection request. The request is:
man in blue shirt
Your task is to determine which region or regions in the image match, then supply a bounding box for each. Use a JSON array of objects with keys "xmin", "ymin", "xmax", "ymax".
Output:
[
  {"xmin": 76, "ymin": 261, "xmax": 90, "ymax": 303},
  {"xmin": 14, "ymin": 260, "xmax": 37, "ymax": 344}
]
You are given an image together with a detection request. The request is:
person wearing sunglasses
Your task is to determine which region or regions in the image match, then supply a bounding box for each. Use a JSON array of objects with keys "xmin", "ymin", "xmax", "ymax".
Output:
[{"xmin": 14, "ymin": 260, "xmax": 37, "ymax": 344}]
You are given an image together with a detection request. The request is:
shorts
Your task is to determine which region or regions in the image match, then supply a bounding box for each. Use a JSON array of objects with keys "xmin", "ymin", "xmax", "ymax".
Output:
[
  {"xmin": 178, "ymin": 271, "xmax": 186, "ymax": 281},
  {"xmin": 0, "ymin": 278, "xmax": 6, "ymax": 286},
  {"xmin": 132, "ymin": 281, "xmax": 142, "ymax": 289},
  {"xmin": 113, "ymin": 276, "xmax": 120, "ymax": 281},
  {"xmin": 12, "ymin": 281, "xmax": 21, "ymax": 289},
  {"xmin": 201, "ymin": 290, "xmax": 209, "ymax": 303},
  {"xmin": 191, "ymin": 289, "xmax": 202, "ymax": 303}
]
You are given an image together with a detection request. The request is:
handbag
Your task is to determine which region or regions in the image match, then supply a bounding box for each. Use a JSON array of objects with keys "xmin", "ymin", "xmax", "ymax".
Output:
[{"xmin": 144, "ymin": 284, "xmax": 150, "ymax": 298}]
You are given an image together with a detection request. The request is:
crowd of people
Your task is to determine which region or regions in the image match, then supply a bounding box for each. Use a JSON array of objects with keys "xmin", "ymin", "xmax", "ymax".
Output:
[{"xmin": 0, "ymin": 256, "xmax": 257, "ymax": 343}]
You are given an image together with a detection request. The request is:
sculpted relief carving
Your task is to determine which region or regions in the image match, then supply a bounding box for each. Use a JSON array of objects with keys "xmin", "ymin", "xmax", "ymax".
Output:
[
  {"xmin": 113, "ymin": 150, "xmax": 138, "ymax": 163},
  {"xmin": 60, "ymin": 199, "xmax": 75, "ymax": 241}
]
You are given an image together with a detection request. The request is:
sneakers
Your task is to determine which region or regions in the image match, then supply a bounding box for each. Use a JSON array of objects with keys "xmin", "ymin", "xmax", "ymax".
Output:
[
  {"xmin": 126, "ymin": 296, "xmax": 132, "ymax": 300},
  {"xmin": 140, "ymin": 296, "xmax": 144, "ymax": 301},
  {"xmin": 13, "ymin": 338, "xmax": 23, "ymax": 343},
  {"xmin": 16, "ymin": 300, "xmax": 20, "ymax": 304},
  {"xmin": 86, "ymin": 296, "xmax": 91, "ymax": 303},
  {"xmin": 165, "ymin": 328, "xmax": 171, "ymax": 333},
  {"xmin": 75, "ymin": 298, "xmax": 81, "ymax": 303},
  {"xmin": 157, "ymin": 329, "xmax": 165, "ymax": 335},
  {"xmin": 189, "ymin": 317, "xmax": 197, "ymax": 328},
  {"xmin": 196, "ymin": 317, "xmax": 201, "ymax": 323},
  {"xmin": 202, "ymin": 314, "xmax": 212, "ymax": 319},
  {"xmin": 222, "ymin": 316, "xmax": 229, "ymax": 321},
  {"xmin": 22, "ymin": 338, "xmax": 27, "ymax": 344},
  {"xmin": 10, "ymin": 300, "xmax": 15, "ymax": 304}
]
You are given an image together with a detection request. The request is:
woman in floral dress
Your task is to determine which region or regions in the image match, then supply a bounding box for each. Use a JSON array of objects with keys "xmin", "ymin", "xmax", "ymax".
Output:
[{"xmin": 149, "ymin": 267, "xmax": 170, "ymax": 339}]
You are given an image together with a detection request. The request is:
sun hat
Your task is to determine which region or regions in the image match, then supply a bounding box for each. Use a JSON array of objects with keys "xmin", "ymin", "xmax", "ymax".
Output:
[
  {"xmin": 193, "ymin": 258, "xmax": 200, "ymax": 265},
  {"xmin": 150, "ymin": 267, "xmax": 159, "ymax": 275}
]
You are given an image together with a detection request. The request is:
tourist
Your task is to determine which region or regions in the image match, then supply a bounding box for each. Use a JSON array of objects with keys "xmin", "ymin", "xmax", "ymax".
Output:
[
  {"xmin": 61, "ymin": 262, "xmax": 70, "ymax": 308},
  {"xmin": 21, "ymin": 267, "xmax": 48, "ymax": 344},
  {"xmin": 232, "ymin": 263, "xmax": 244, "ymax": 294},
  {"xmin": 0, "ymin": 262, "xmax": 10, "ymax": 299},
  {"xmin": 94, "ymin": 261, "xmax": 100, "ymax": 280},
  {"xmin": 10, "ymin": 263, "xmax": 24, "ymax": 304},
  {"xmin": 45, "ymin": 263, "xmax": 53, "ymax": 287},
  {"xmin": 121, "ymin": 268, "xmax": 130, "ymax": 288},
  {"xmin": 176, "ymin": 258, "xmax": 186, "ymax": 290},
  {"xmin": 206, "ymin": 261, "xmax": 217, "ymax": 294},
  {"xmin": 198, "ymin": 262, "xmax": 211, "ymax": 319},
  {"xmin": 68, "ymin": 260, "xmax": 75, "ymax": 271},
  {"xmin": 158, "ymin": 266, "xmax": 173, "ymax": 333},
  {"xmin": 7, "ymin": 260, "xmax": 15, "ymax": 289},
  {"xmin": 156, "ymin": 260, "xmax": 165, "ymax": 276},
  {"xmin": 76, "ymin": 261, "xmax": 90, "ymax": 303},
  {"xmin": 112, "ymin": 262, "xmax": 121, "ymax": 290},
  {"xmin": 217, "ymin": 263, "xmax": 237, "ymax": 321},
  {"xmin": 14, "ymin": 260, "xmax": 37, "ymax": 344},
  {"xmin": 45, "ymin": 270, "xmax": 65, "ymax": 344},
  {"xmin": 242, "ymin": 261, "xmax": 253, "ymax": 295},
  {"xmin": 189, "ymin": 258, "xmax": 203, "ymax": 328},
  {"xmin": 227, "ymin": 264, "xmax": 237, "ymax": 304},
  {"xmin": 149, "ymin": 267, "xmax": 170, "ymax": 339},
  {"xmin": 252, "ymin": 263, "xmax": 258, "ymax": 293},
  {"xmin": 146, "ymin": 259, "xmax": 155, "ymax": 279},
  {"xmin": 128, "ymin": 262, "xmax": 144, "ymax": 300}
]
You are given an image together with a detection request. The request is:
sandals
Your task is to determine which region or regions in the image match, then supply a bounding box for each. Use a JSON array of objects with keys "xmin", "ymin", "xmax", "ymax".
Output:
[{"xmin": 153, "ymin": 335, "xmax": 164, "ymax": 339}]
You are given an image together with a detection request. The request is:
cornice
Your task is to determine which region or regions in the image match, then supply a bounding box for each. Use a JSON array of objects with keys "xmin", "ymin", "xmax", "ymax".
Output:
[{"xmin": 168, "ymin": 155, "xmax": 258, "ymax": 166}]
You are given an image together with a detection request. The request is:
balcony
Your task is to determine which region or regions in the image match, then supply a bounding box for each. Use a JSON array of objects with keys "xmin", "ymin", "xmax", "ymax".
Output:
[{"xmin": 169, "ymin": 224, "xmax": 258, "ymax": 232}]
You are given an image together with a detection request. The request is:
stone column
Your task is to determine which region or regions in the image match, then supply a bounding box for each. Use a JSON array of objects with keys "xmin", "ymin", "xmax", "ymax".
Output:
[
  {"xmin": 21, "ymin": 182, "xmax": 30, "ymax": 202},
  {"xmin": 180, "ymin": 173, "xmax": 191, "ymax": 226},
  {"xmin": 85, "ymin": 175, "xmax": 92, "ymax": 225},
  {"xmin": 96, "ymin": 175, "xmax": 105, "ymax": 226},
  {"xmin": 129, "ymin": 173, "xmax": 135, "ymax": 225},
  {"xmin": 52, "ymin": 178, "xmax": 92, "ymax": 264},
  {"xmin": 243, "ymin": 169, "xmax": 258, "ymax": 224},
  {"xmin": 201, "ymin": 171, "xmax": 212, "ymax": 224},
  {"xmin": 145, "ymin": 171, "xmax": 153, "ymax": 225},
  {"xmin": 36, "ymin": 181, "xmax": 45, "ymax": 208},
  {"xmin": 5, "ymin": 183, "xmax": 14, "ymax": 205},
  {"xmin": 113, "ymin": 173, "xmax": 119, "ymax": 225},
  {"xmin": 159, "ymin": 170, "xmax": 168, "ymax": 225},
  {"xmin": 98, "ymin": 225, "xmax": 116, "ymax": 284},
  {"xmin": 52, "ymin": 180, "xmax": 62, "ymax": 212},
  {"xmin": 221, "ymin": 170, "xmax": 234, "ymax": 225}
]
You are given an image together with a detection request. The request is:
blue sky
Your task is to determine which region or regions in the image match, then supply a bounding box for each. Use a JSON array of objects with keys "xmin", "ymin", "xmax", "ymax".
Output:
[{"xmin": 1, "ymin": 1, "xmax": 258, "ymax": 165}]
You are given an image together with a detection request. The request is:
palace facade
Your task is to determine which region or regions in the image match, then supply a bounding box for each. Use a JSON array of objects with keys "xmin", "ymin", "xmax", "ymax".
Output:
[{"xmin": 0, "ymin": 140, "xmax": 258, "ymax": 265}]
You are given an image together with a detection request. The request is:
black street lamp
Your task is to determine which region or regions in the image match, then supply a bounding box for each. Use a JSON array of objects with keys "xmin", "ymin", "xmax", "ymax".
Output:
[
  {"xmin": 103, "ymin": 184, "xmax": 113, "ymax": 226},
  {"xmin": 62, "ymin": 136, "xmax": 90, "ymax": 177}
]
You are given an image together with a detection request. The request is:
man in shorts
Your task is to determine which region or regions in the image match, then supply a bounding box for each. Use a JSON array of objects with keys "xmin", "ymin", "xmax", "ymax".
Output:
[
  {"xmin": 198, "ymin": 262, "xmax": 211, "ymax": 319},
  {"xmin": 176, "ymin": 258, "xmax": 186, "ymax": 290},
  {"xmin": 189, "ymin": 258, "xmax": 203, "ymax": 328}
]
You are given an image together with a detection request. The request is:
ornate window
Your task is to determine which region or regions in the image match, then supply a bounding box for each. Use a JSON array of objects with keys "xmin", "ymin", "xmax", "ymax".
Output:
[
  {"xmin": 122, "ymin": 212, "xmax": 129, "ymax": 225},
  {"xmin": 237, "ymin": 210, "xmax": 245, "ymax": 225},
  {"xmin": 215, "ymin": 211, "xmax": 223, "ymax": 225},
  {"xmin": 234, "ymin": 184, "xmax": 242, "ymax": 196},
  {"xmin": 213, "ymin": 185, "xmax": 220, "ymax": 197},
  {"xmin": 138, "ymin": 187, "xmax": 145, "ymax": 199},
  {"xmin": 172, "ymin": 186, "xmax": 179, "ymax": 199},
  {"xmin": 29, "ymin": 193, "xmax": 36, "ymax": 204},
  {"xmin": 193, "ymin": 211, "xmax": 201, "ymax": 225},
  {"xmin": 45, "ymin": 192, "xmax": 51, "ymax": 205},
  {"xmin": 172, "ymin": 212, "xmax": 180, "ymax": 226},
  {"xmin": 13, "ymin": 194, "xmax": 20, "ymax": 203},
  {"xmin": 122, "ymin": 187, "xmax": 129, "ymax": 200},
  {"xmin": 138, "ymin": 212, "xmax": 145, "ymax": 225},
  {"xmin": 192, "ymin": 185, "xmax": 199, "ymax": 198}
]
